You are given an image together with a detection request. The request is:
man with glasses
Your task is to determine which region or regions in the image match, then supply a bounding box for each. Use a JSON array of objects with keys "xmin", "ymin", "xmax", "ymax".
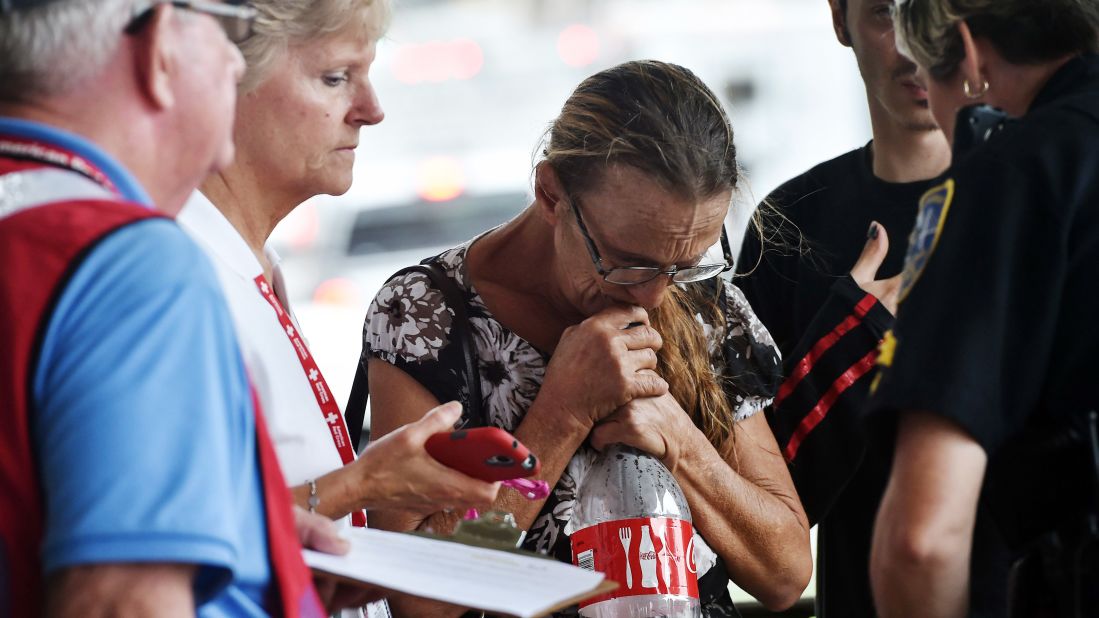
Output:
[{"xmin": 0, "ymin": 1, "xmax": 330, "ymax": 615}]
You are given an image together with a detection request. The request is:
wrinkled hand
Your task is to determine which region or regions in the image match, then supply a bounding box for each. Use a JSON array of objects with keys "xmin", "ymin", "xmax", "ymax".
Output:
[
  {"xmin": 352, "ymin": 402, "xmax": 500, "ymax": 515},
  {"xmin": 540, "ymin": 304, "xmax": 669, "ymax": 429},
  {"xmin": 294, "ymin": 506, "xmax": 386, "ymax": 612},
  {"xmin": 851, "ymin": 221, "xmax": 901, "ymax": 315},
  {"xmin": 589, "ymin": 390, "xmax": 693, "ymax": 471}
]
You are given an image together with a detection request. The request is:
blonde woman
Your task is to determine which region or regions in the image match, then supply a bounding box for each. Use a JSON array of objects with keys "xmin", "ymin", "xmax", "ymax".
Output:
[{"xmin": 176, "ymin": 0, "xmax": 498, "ymax": 597}]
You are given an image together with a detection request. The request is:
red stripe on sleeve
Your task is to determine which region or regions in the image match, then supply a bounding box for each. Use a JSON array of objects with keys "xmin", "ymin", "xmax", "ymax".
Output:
[
  {"xmin": 774, "ymin": 293, "xmax": 877, "ymax": 409},
  {"xmin": 782, "ymin": 349, "xmax": 879, "ymax": 462}
]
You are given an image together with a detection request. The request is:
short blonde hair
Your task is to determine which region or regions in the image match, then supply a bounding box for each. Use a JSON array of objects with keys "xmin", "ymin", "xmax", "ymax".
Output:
[
  {"xmin": 237, "ymin": 0, "xmax": 391, "ymax": 92},
  {"xmin": 895, "ymin": 0, "xmax": 1099, "ymax": 81}
]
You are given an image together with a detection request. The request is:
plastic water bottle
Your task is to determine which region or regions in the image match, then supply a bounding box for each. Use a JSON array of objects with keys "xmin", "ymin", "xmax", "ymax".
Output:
[{"xmin": 570, "ymin": 445, "xmax": 701, "ymax": 617}]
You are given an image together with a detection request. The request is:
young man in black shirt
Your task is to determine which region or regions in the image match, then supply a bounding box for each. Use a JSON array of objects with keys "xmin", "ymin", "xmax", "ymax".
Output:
[{"xmin": 736, "ymin": 0, "xmax": 949, "ymax": 615}]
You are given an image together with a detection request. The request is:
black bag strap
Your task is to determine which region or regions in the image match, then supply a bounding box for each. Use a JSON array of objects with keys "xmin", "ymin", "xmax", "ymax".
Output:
[{"xmin": 345, "ymin": 259, "xmax": 483, "ymax": 451}]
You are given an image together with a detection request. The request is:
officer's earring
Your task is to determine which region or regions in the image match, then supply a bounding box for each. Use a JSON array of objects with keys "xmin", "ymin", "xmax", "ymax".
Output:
[{"xmin": 964, "ymin": 78, "xmax": 989, "ymax": 99}]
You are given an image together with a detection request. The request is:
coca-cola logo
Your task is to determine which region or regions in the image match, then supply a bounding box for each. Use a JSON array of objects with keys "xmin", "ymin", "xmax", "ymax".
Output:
[{"xmin": 570, "ymin": 516, "xmax": 700, "ymax": 607}]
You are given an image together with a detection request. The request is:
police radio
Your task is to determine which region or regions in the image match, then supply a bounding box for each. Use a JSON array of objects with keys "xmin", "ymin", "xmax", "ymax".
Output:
[{"xmin": 954, "ymin": 104, "xmax": 1010, "ymax": 157}]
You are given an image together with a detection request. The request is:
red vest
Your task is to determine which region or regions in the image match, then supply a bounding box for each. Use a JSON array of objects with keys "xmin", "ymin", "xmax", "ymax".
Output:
[{"xmin": 0, "ymin": 157, "xmax": 322, "ymax": 616}]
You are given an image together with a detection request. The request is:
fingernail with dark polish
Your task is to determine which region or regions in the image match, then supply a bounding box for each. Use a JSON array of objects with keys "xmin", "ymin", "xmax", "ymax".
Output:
[{"xmin": 867, "ymin": 222, "xmax": 879, "ymax": 240}]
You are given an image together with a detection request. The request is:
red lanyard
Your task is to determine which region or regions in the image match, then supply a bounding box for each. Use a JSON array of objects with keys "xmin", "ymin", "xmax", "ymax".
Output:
[
  {"xmin": 0, "ymin": 137, "xmax": 116, "ymax": 192},
  {"xmin": 254, "ymin": 274, "xmax": 367, "ymax": 527}
]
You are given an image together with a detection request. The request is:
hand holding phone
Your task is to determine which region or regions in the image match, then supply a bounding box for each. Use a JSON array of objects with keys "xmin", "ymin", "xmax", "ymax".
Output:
[{"xmin": 425, "ymin": 427, "xmax": 541, "ymax": 482}]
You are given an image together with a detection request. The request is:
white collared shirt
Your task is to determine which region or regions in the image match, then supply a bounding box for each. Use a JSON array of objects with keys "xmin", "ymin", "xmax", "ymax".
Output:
[
  {"xmin": 178, "ymin": 192, "xmax": 348, "ymax": 501},
  {"xmin": 180, "ymin": 193, "xmax": 393, "ymax": 618}
]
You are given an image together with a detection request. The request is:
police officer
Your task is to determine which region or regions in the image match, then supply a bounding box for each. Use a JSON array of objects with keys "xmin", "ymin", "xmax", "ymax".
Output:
[{"xmin": 867, "ymin": 0, "xmax": 1099, "ymax": 616}]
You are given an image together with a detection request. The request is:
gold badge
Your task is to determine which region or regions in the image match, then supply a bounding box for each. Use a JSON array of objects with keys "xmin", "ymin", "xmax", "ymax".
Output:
[
  {"xmin": 870, "ymin": 330, "xmax": 898, "ymax": 394},
  {"xmin": 898, "ymin": 179, "xmax": 955, "ymax": 302},
  {"xmin": 877, "ymin": 330, "xmax": 897, "ymax": 368}
]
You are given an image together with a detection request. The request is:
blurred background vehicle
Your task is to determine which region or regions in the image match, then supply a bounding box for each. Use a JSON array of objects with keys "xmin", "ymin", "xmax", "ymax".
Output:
[{"xmin": 272, "ymin": 1, "xmax": 869, "ymax": 609}]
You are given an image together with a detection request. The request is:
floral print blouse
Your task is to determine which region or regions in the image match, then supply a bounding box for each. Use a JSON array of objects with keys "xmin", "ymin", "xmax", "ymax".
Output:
[{"xmin": 364, "ymin": 241, "xmax": 782, "ymax": 616}]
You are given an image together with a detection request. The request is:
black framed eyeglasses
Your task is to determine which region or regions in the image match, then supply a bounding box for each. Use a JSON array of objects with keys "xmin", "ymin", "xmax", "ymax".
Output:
[
  {"xmin": 128, "ymin": 0, "xmax": 257, "ymax": 44},
  {"xmin": 568, "ymin": 194, "xmax": 734, "ymax": 286}
]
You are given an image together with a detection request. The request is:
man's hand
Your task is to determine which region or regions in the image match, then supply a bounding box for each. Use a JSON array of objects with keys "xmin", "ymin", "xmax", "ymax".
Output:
[
  {"xmin": 295, "ymin": 504, "xmax": 350, "ymax": 554},
  {"xmin": 295, "ymin": 506, "xmax": 386, "ymax": 612},
  {"xmin": 349, "ymin": 402, "xmax": 501, "ymax": 515},
  {"xmin": 851, "ymin": 221, "xmax": 901, "ymax": 315}
]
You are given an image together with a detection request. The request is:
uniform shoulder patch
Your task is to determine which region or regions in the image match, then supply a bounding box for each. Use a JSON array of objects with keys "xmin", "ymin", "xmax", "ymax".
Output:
[
  {"xmin": 898, "ymin": 178, "xmax": 955, "ymax": 302},
  {"xmin": 870, "ymin": 330, "xmax": 897, "ymax": 394}
]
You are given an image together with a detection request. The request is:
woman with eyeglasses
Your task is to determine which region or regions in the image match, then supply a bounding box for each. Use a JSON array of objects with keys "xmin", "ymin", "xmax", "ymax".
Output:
[
  {"xmin": 363, "ymin": 60, "xmax": 812, "ymax": 616},
  {"xmin": 175, "ymin": 0, "xmax": 500, "ymax": 612}
]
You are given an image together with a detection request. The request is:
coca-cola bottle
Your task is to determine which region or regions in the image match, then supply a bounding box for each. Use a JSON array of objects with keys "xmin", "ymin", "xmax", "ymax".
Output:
[{"xmin": 569, "ymin": 445, "xmax": 701, "ymax": 617}]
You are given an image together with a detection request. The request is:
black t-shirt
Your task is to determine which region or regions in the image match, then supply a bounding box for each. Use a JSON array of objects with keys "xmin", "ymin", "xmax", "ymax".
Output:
[
  {"xmin": 870, "ymin": 54, "xmax": 1099, "ymax": 605},
  {"xmin": 738, "ymin": 144, "xmax": 928, "ymax": 360},
  {"xmin": 738, "ymin": 145, "xmax": 960, "ymax": 617}
]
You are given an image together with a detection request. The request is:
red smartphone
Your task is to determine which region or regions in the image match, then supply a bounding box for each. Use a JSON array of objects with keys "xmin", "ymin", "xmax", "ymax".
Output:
[{"xmin": 425, "ymin": 426, "xmax": 541, "ymax": 482}]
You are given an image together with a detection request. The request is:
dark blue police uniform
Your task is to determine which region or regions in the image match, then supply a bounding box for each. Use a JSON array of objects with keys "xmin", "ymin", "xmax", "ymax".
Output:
[{"xmin": 869, "ymin": 54, "xmax": 1099, "ymax": 615}]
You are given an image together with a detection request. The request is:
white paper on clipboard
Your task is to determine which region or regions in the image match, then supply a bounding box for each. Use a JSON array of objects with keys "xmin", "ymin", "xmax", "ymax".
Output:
[{"xmin": 304, "ymin": 527, "xmax": 613, "ymax": 618}]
